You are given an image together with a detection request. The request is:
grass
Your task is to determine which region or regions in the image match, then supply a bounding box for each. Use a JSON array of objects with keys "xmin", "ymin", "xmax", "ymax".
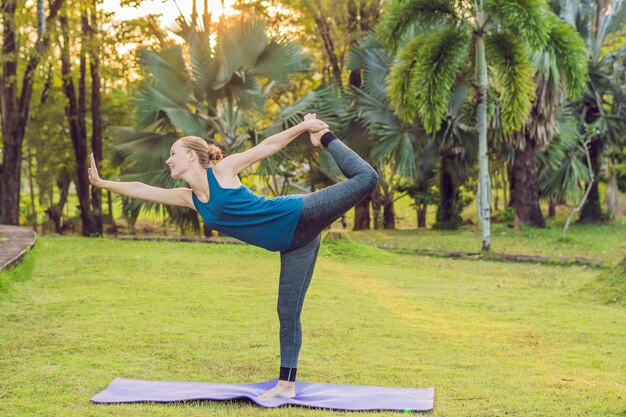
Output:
[
  {"xmin": 345, "ymin": 218, "xmax": 626, "ymax": 266},
  {"xmin": 1, "ymin": 235, "xmax": 625, "ymax": 416}
]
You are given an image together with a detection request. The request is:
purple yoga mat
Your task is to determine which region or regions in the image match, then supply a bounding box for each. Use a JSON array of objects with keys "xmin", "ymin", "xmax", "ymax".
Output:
[{"xmin": 91, "ymin": 377, "xmax": 434, "ymax": 411}]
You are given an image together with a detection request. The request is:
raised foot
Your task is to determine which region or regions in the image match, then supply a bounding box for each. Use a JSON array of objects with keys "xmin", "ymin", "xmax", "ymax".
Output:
[
  {"xmin": 304, "ymin": 112, "xmax": 329, "ymax": 147},
  {"xmin": 256, "ymin": 382, "xmax": 296, "ymax": 400}
]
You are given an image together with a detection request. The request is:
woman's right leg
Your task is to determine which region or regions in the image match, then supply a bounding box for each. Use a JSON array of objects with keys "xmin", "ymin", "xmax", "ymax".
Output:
[{"xmin": 288, "ymin": 132, "xmax": 378, "ymax": 250}]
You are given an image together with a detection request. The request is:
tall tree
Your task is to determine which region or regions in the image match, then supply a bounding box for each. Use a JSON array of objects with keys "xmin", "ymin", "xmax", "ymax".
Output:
[
  {"xmin": 58, "ymin": 4, "xmax": 98, "ymax": 235},
  {"xmin": 89, "ymin": 0, "xmax": 103, "ymax": 234},
  {"xmin": 0, "ymin": 0, "xmax": 64, "ymax": 224},
  {"xmin": 377, "ymin": 0, "xmax": 550, "ymax": 250},
  {"xmin": 508, "ymin": 13, "xmax": 587, "ymax": 227},
  {"xmin": 566, "ymin": 0, "xmax": 626, "ymax": 222}
]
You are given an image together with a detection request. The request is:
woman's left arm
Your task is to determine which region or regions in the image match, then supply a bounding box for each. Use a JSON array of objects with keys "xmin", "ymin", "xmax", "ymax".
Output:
[{"xmin": 219, "ymin": 118, "xmax": 328, "ymax": 176}]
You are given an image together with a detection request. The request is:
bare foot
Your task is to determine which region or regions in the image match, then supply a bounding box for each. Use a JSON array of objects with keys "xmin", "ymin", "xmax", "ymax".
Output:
[
  {"xmin": 304, "ymin": 113, "xmax": 329, "ymax": 147},
  {"xmin": 256, "ymin": 380, "xmax": 296, "ymax": 400}
]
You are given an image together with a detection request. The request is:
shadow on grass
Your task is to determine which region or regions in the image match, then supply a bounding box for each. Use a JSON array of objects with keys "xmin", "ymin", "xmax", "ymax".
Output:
[
  {"xmin": 578, "ymin": 256, "xmax": 626, "ymax": 307},
  {"xmin": 0, "ymin": 250, "xmax": 36, "ymax": 297},
  {"xmin": 113, "ymin": 398, "xmax": 434, "ymax": 414}
]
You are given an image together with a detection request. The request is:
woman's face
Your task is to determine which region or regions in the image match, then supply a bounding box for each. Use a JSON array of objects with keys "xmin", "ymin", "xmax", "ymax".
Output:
[{"xmin": 165, "ymin": 141, "xmax": 191, "ymax": 179}]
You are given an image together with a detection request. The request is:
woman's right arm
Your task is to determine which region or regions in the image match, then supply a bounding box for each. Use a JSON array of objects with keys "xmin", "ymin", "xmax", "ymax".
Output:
[{"xmin": 88, "ymin": 153, "xmax": 194, "ymax": 209}]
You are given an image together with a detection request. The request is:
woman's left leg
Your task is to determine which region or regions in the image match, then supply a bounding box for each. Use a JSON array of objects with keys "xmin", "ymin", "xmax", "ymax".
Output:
[
  {"xmin": 257, "ymin": 233, "xmax": 321, "ymax": 399},
  {"xmin": 287, "ymin": 132, "xmax": 378, "ymax": 251}
]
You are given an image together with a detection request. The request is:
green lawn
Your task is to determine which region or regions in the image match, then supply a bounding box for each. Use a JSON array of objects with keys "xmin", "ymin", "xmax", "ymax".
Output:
[
  {"xmin": 345, "ymin": 218, "xmax": 626, "ymax": 266},
  {"xmin": 1, "ymin": 235, "xmax": 625, "ymax": 416}
]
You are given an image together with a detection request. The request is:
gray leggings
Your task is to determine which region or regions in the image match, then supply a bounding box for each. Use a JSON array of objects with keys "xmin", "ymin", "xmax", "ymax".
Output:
[{"xmin": 277, "ymin": 134, "xmax": 378, "ymax": 381}]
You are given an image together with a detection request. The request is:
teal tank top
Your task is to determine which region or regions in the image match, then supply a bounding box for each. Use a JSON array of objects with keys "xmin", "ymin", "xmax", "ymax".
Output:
[{"xmin": 191, "ymin": 168, "xmax": 303, "ymax": 252}]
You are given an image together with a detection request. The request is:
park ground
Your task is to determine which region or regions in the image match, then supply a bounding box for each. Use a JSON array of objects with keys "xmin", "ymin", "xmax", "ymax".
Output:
[{"xmin": 0, "ymin": 215, "xmax": 624, "ymax": 416}]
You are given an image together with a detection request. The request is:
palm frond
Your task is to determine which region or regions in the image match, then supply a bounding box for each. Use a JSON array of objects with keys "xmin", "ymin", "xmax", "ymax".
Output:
[
  {"xmin": 606, "ymin": 0, "xmax": 626, "ymax": 35},
  {"xmin": 254, "ymin": 39, "xmax": 311, "ymax": 86},
  {"xmin": 138, "ymin": 47, "xmax": 192, "ymax": 103},
  {"xmin": 547, "ymin": 14, "xmax": 588, "ymax": 98},
  {"xmin": 347, "ymin": 34, "xmax": 392, "ymax": 105},
  {"xmin": 376, "ymin": 0, "xmax": 458, "ymax": 53},
  {"xmin": 188, "ymin": 35, "xmax": 218, "ymax": 101},
  {"xmin": 387, "ymin": 34, "xmax": 424, "ymax": 124},
  {"xmin": 486, "ymin": 30, "xmax": 535, "ymax": 133},
  {"xmin": 485, "ymin": 0, "xmax": 551, "ymax": 50},
  {"xmin": 369, "ymin": 131, "xmax": 418, "ymax": 179},
  {"xmin": 412, "ymin": 26, "xmax": 471, "ymax": 133},
  {"xmin": 213, "ymin": 19, "xmax": 268, "ymax": 89},
  {"xmin": 537, "ymin": 108, "xmax": 591, "ymax": 203}
]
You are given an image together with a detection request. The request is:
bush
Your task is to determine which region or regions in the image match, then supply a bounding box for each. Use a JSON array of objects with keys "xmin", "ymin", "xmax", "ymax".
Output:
[{"xmin": 495, "ymin": 207, "xmax": 515, "ymax": 224}]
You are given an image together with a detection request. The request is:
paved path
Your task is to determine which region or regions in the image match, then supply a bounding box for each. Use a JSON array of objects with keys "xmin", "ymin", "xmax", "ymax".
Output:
[{"xmin": 0, "ymin": 225, "xmax": 37, "ymax": 271}]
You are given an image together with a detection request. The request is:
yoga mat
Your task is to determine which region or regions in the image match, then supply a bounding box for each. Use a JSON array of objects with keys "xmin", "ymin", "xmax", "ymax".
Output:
[{"xmin": 91, "ymin": 377, "xmax": 434, "ymax": 412}]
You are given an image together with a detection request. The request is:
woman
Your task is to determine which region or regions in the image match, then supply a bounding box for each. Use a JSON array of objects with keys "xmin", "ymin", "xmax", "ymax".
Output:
[{"xmin": 88, "ymin": 114, "xmax": 379, "ymax": 399}]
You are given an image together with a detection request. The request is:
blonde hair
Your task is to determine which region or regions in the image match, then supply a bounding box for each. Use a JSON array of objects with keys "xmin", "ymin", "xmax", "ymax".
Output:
[{"xmin": 178, "ymin": 136, "xmax": 223, "ymax": 169}]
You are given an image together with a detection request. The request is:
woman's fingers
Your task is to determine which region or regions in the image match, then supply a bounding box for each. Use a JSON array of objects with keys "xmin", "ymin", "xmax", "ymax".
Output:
[
  {"xmin": 310, "ymin": 121, "xmax": 328, "ymax": 132},
  {"xmin": 88, "ymin": 153, "xmax": 101, "ymax": 186}
]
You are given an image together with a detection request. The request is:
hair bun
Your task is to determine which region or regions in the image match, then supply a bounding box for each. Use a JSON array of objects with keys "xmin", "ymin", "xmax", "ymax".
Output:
[{"xmin": 208, "ymin": 144, "xmax": 222, "ymax": 161}]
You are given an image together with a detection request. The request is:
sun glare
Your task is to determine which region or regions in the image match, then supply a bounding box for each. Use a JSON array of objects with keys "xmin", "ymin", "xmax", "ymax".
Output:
[{"xmin": 101, "ymin": 0, "xmax": 238, "ymax": 27}]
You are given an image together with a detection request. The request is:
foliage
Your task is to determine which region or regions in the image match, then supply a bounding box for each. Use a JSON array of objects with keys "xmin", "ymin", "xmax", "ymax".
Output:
[
  {"xmin": 537, "ymin": 110, "xmax": 591, "ymax": 204},
  {"xmin": 378, "ymin": 0, "xmax": 550, "ymax": 135},
  {"xmin": 496, "ymin": 207, "xmax": 516, "ymax": 224},
  {"xmin": 115, "ymin": 16, "xmax": 312, "ymax": 230}
]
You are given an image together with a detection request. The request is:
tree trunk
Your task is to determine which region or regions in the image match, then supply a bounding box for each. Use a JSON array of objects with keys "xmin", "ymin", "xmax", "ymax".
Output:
[
  {"xmin": 371, "ymin": 186, "xmax": 382, "ymax": 229},
  {"xmin": 435, "ymin": 154, "xmax": 463, "ymax": 230},
  {"xmin": 59, "ymin": 10, "xmax": 97, "ymax": 236},
  {"xmin": 417, "ymin": 204, "xmax": 427, "ymax": 228},
  {"xmin": 579, "ymin": 137, "xmax": 604, "ymax": 222},
  {"xmin": 107, "ymin": 190, "xmax": 117, "ymax": 234},
  {"xmin": 501, "ymin": 164, "xmax": 508, "ymax": 207},
  {"xmin": 476, "ymin": 32, "xmax": 491, "ymax": 250},
  {"xmin": 383, "ymin": 199, "xmax": 395, "ymax": 229},
  {"xmin": 45, "ymin": 170, "xmax": 71, "ymax": 234},
  {"xmin": 312, "ymin": 10, "xmax": 342, "ymax": 89},
  {"xmin": 1, "ymin": 0, "xmax": 22, "ymax": 225},
  {"xmin": 548, "ymin": 197, "xmax": 556, "ymax": 218},
  {"xmin": 1, "ymin": 0, "xmax": 63, "ymax": 224},
  {"xmin": 89, "ymin": 1, "xmax": 103, "ymax": 235},
  {"xmin": 27, "ymin": 148, "xmax": 36, "ymax": 229},
  {"xmin": 493, "ymin": 170, "xmax": 499, "ymax": 212},
  {"xmin": 605, "ymin": 175, "xmax": 619, "ymax": 219},
  {"xmin": 510, "ymin": 141, "xmax": 546, "ymax": 227},
  {"xmin": 435, "ymin": 157, "xmax": 456, "ymax": 229},
  {"xmin": 353, "ymin": 196, "xmax": 371, "ymax": 230},
  {"xmin": 0, "ymin": 162, "xmax": 3, "ymax": 221},
  {"xmin": 1, "ymin": 124, "xmax": 22, "ymax": 225}
]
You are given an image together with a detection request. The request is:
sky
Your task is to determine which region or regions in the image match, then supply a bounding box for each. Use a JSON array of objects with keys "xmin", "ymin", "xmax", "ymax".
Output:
[{"xmin": 100, "ymin": 0, "xmax": 239, "ymax": 26}]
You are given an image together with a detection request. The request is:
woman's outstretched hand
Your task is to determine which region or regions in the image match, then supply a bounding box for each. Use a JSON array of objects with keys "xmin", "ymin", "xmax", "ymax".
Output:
[
  {"xmin": 88, "ymin": 153, "xmax": 103, "ymax": 188},
  {"xmin": 303, "ymin": 113, "xmax": 330, "ymax": 147}
]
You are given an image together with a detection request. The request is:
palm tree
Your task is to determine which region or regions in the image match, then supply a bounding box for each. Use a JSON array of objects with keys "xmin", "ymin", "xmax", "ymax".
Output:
[
  {"xmin": 377, "ymin": 0, "xmax": 551, "ymax": 250},
  {"xmin": 345, "ymin": 34, "xmax": 435, "ymax": 229},
  {"xmin": 537, "ymin": 108, "xmax": 592, "ymax": 210},
  {"xmin": 508, "ymin": 12, "xmax": 587, "ymax": 227},
  {"xmin": 431, "ymin": 82, "xmax": 477, "ymax": 229},
  {"xmin": 342, "ymin": 33, "xmax": 480, "ymax": 230},
  {"xmin": 564, "ymin": 0, "xmax": 626, "ymax": 222},
  {"xmin": 115, "ymin": 16, "xmax": 311, "ymax": 231}
]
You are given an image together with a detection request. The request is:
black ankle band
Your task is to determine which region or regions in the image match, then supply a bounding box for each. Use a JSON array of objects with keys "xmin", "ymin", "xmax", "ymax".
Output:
[
  {"xmin": 279, "ymin": 367, "xmax": 297, "ymax": 382},
  {"xmin": 321, "ymin": 131, "xmax": 337, "ymax": 147}
]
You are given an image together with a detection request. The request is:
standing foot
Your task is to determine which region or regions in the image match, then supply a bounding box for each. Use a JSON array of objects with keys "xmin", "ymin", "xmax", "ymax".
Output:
[{"xmin": 256, "ymin": 380, "xmax": 296, "ymax": 400}]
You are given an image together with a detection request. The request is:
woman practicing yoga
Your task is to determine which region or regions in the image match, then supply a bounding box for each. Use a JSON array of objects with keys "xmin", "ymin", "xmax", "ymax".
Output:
[{"xmin": 87, "ymin": 114, "xmax": 379, "ymax": 399}]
